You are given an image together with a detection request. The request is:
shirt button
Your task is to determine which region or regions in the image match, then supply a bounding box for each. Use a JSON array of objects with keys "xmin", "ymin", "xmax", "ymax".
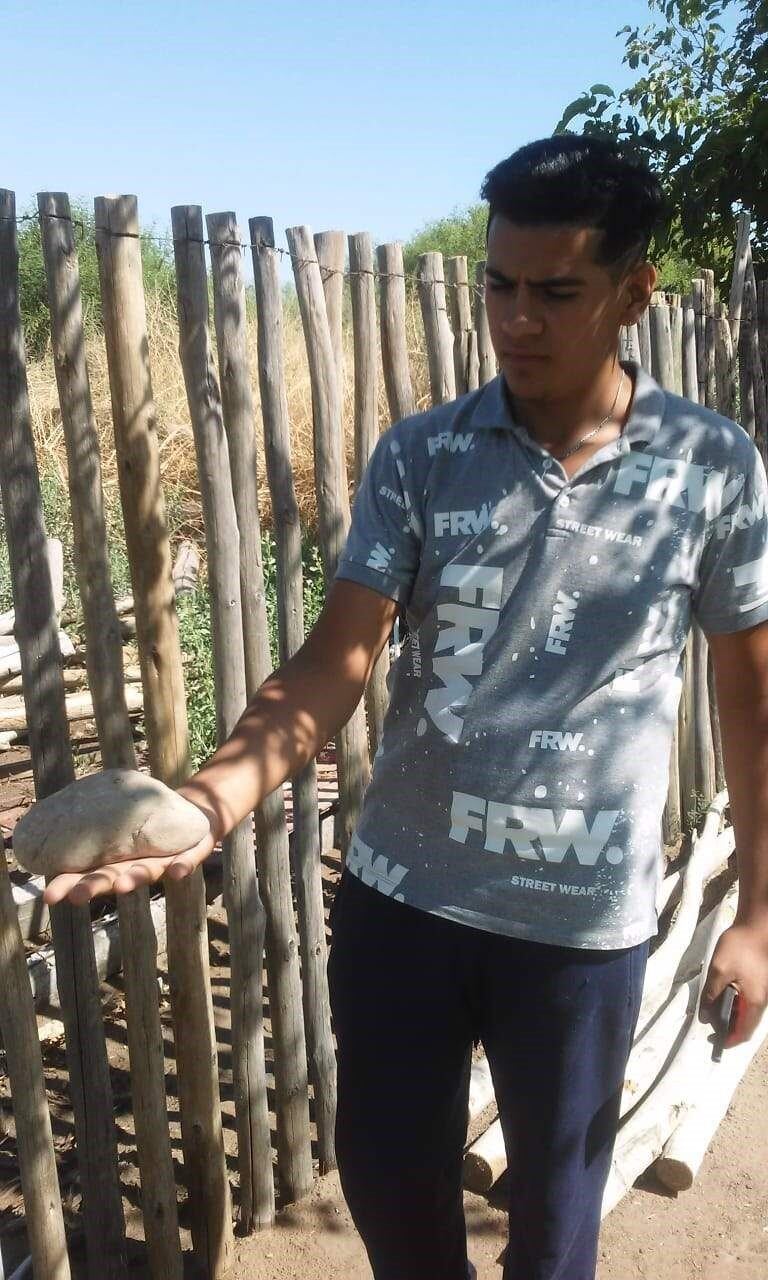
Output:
[{"xmin": 557, "ymin": 493, "xmax": 570, "ymax": 507}]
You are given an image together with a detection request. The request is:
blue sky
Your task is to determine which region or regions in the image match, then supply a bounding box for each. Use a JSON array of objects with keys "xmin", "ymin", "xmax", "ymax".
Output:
[{"xmin": 4, "ymin": 0, "xmax": 658, "ymax": 251}]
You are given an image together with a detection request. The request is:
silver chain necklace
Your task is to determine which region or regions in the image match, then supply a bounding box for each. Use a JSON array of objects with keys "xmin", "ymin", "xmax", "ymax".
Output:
[{"xmin": 553, "ymin": 370, "xmax": 626, "ymax": 461}]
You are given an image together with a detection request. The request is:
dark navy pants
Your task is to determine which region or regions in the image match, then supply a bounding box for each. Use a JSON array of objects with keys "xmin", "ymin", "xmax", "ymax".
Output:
[{"xmin": 328, "ymin": 872, "xmax": 649, "ymax": 1280}]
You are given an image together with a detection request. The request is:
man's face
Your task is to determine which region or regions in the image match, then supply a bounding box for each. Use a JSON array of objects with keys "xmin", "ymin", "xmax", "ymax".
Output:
[{"xmin": 484, "ymin": 216, "xmax": 653, "ymax": 400}]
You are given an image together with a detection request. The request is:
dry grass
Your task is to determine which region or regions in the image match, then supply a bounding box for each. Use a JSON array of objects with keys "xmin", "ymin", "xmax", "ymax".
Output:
[{"xmin": 25, "ymin": 283, "xmax": 435, "ymax": 539}]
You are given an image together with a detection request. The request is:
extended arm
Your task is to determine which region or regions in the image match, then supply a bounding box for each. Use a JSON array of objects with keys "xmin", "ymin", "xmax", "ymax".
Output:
[{"xmin": 44, "ymin": 580, "xmax": 398, "ymax": 905}]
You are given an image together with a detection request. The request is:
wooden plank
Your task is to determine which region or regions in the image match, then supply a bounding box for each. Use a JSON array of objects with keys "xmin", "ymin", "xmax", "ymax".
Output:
[
  {"xmin": 349, "ymin": 231, "xmax": 389, "ymax": 758},
  {"xmin": 474, "ymin": 262, "xmax": 496, "ymax": 386},
  {"xmin": 0, "ymin": 855, "xmax": 70, "ymax": 1279},
  {"xmin": 376, "ymin": 242, "xmax": 415, "ymax": 423},
  {"xmin": 94, "ymin": 194, "xmax": 233, "ymax": 1277},
  {"xmin": 250, "ymin": 216, "xmax": 337, "ymax": 1174},
  {"xmin": 285, "ymin": 225, "xmax": 370, "ymax": 855},
  {"xmin": 205, "ymin": 209, "xmax": 313, "ymax": 1209},
  {"xmin": 0, "ymin": 187, "xmax": 127, "ymax": 1280},
  {"xmin": 417, "ymin": 252, "xmax": 456, "ymax": 405},
  {"xmin": 172, "ymin": 208, "xmax": 278, "ymax": 1228}
]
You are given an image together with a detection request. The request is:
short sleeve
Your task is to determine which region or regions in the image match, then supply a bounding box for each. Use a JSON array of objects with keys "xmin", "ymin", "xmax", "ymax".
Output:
[
  {"xmin": 693, "ymin": 438, "xmax": 768, "ymax": 634},
  {"xmin": 334, "ymin": 428, "xmax": 422, "ymax": 605}
]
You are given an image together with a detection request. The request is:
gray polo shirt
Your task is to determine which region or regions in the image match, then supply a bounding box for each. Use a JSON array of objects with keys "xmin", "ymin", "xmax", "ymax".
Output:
[{"xmin": 335, "ymin": 362, "xmax": 768, "ymax": 949}]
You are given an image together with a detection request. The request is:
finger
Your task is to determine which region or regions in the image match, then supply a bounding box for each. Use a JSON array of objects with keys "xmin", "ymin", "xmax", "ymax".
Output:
[
  {"xmin": 727, "ymin": 996, "xmax": 762, "ymax": 1048},
  {"xmin": 44, "ymin": 873, "xmax": 90, "ymax": 907},
  {"xmin": 165, "ymin": 834, "xmax": 217, "ymax": 881},
  {"xmin": 699, "ymin": 972, "xmax": 730, "ymax": 1019},
  {"xmin": 67, "ymin": 868, "xmax": 125, "ymax": 906}
]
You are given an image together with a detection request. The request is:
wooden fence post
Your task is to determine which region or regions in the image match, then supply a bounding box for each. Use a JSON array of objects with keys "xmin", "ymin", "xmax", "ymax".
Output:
[
  {"xmin": 171, "ymin": 206, "xmax": 279, "ymax": 1228},
  {"xmin": 729, "ymin": 211, "xmax": 752, "ymax": 349},
  {"xmin": 314, "ymin": 230, "xmax": 346, "ymax": 406},
  {"xmin": 702, "ymin": 270, "xmax": 718, "ymax": 411},
  {"xmin": 648, "ymin": 295, "xmax": 682, "ymax": 842},
  {"xmin": 0, "ymin": 854, "xmax": 70, "ymax": 1280},
  {"xmin": 205, "ymin": 210, "xmax": 313, "ymax": 1207},
  {"xmin": 348, "ymin": 232, "xmax": 379, "ymax": 489},
  {"xmin": 0, "ymin": 188, "xmax": 127, "ymax": 1280},
  {"xmin": 417, "ymin": 252, "xmax": 456, "ymax": 405},
  {"xmin": 445, "ymin": 256, "xmax": 478, "ymax": 395},
  {"xmin": 636, "ymin": 306, "xmax": 652, "ymax": 373},
  {"xmin": 714, "ymin": 310, "xmax": 738, "ymax": 424},
  {"xmin": 474, "ymin": 262, "xmax": 496, "ymax": 386},
  {"xmin": 670, "ymin": 299, "xmax": 683, "ymax": 396},
  {"xmin": 38, "ymin": 191, "xmax": 182, "ymax": 1278},
  {"xmin": 250, "ymin": 216, "xmax": 337, "ymax": 1175},
  {"xmin": 738, "ymin": 260, "xmax": 767, "ymax": 455},
  {"xmin": 682, "ymin": 297, "xmax": 697, "ymax": 403},
  {"xmin": 682, "ymin": 292, "xmax": 717, "ymax": 808},
  {"xmin": 649, "ymin": 296, "xmax": 675, "ymax": 390},
  {"xmin": 758, "ymin": 281, "xmax": 768, "ymax": 385},
  {"xmin": 94, "ymin": 194, "xmax": 233, "ymax": 1277},
  {"xmin": 349, "ymin": 231, "xmax": 389, "ymax": 759},
  {"xmin": 692, "ymin": 278, "xmax": 707, "ymax": 405},
  {"xmin": 376, "ymin": 242, "xmax": 415, "ymax": 423},
  {"xmin": 286, "ymin": 224, "xmax": 371, "ymax": 855}
]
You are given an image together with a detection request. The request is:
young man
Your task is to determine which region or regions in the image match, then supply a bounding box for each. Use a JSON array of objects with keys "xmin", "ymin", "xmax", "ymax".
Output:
[{"xmin": 47, "ymin": 136, "xmax": 768, "ymax": 1279}]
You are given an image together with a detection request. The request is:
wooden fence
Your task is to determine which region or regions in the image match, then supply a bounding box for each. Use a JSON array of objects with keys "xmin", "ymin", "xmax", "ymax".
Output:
[{"xmin": 0, "ymin": 188, "xmax": 766, "ymax": 1277}]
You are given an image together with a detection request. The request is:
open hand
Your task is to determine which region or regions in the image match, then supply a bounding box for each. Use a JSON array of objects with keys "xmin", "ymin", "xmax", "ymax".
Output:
[{"xmin": 42, "ymin": 817, "xmax": 218, "ymax": 908}]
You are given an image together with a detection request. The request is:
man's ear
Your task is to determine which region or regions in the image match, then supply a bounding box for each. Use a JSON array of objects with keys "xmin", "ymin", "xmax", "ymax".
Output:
[{"xmin": 621, "ymin": 261, "xmax": 657, "ymax": 326}]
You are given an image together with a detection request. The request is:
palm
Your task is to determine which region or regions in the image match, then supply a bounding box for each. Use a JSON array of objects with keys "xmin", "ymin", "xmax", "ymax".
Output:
[{"xmin": 43, "ymin": 827, "xmax": 217, "ymax": 907}]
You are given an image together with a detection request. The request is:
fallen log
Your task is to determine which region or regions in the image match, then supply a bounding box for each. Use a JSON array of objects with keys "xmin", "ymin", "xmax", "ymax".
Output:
[
  {"xmin": 0, "ymin": 663, "xmax": 142, "ymax": 697},
  {"xmin": 0, "ymin": 631, "xmax": 75, "ymax": 684},
  {"xmin": 463, "ymin": 852, "xmax": 738, "ymax": 1199},
  {"xmin": 172, "ymin": 539, "xmax": 201, "ymax": 594},
  {"xmin": 0, "ymin": 684, "xmax": 142, "ymax": 733},
  {"xmin": 601, "ymin": 881, "xmax": 740, "ymax": 1216},
  {"xmin": 655, "ymin": 866, "xmax": 682, "ymax": 917},
  {"xmin": 463, "ymin": 978, "xmax": 697, "ymax": 1196},
  {"xmin": 468, "ymin": 1055, "xmax": 495, "ymax": 1121},
  {"xmin": 0, "ymin": 538, "xmax": 63, "ymax": 638},
  {"xmin": 637, "ymin": 812, "xmax": 732, "ymax": 1034},
  {"xmin": 655, "ymin": 1002, "xmax": 768, "ymax": 1191}
]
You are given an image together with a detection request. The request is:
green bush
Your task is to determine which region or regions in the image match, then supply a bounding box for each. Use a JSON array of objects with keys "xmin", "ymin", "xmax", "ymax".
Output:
[{"xmin": 403, "ymin": 204, "xmax": 489, "ymax": 279}]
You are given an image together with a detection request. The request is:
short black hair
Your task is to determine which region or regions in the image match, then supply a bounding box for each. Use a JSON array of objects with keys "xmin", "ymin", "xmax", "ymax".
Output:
[{"xmin": 480, "ymin": 135, "xmax": 666, "ymax": 271}]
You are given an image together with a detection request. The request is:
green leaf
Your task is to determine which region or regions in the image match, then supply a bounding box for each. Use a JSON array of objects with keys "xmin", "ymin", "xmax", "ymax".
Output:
[
  {"xmin": 589, "ymin": 83, "xmax": 615, "ymax": 96},
  {"xmin": 554, "ymin": 94, "xmax": 594, "ymax": 133}
]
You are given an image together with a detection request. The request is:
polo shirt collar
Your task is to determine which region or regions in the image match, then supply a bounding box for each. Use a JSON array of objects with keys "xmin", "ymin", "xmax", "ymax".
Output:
[{"xmin": 469, "ymin": 361, "xmax": 665, "ymax": 451}]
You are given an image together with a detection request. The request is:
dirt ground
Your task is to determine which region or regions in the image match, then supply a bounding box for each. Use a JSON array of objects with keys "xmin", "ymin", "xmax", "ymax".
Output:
[
  {"xmin": 2, "ymin": 741, "xmax": 768, "ymax": 1279},
  {"xmin": 221, "ymin": 1040, "xmax": 768, "ymax": 1280}
]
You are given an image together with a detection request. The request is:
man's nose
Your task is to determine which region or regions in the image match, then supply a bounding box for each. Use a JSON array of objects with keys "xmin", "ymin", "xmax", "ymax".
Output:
[{"xmin": 500, "ymin": 292, "xmax": 544, "ymax": 334}]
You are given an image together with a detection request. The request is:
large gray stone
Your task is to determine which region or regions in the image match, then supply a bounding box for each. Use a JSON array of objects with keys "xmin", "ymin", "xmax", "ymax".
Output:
[{"xmin": 13, "ymin": 768, "xmax": 210, "ymax": 876}]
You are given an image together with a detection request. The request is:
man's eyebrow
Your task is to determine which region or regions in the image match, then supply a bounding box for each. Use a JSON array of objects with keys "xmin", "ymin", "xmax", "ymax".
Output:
[{"xmin": 484, "ymin": 266, "xmax": 586, "ymax": 287}]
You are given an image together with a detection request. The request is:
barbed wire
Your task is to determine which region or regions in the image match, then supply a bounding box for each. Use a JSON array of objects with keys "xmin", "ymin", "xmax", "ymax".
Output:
[{"xmin": 3, "ymin": 209, "xmax": 763, "ymax": 318}]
